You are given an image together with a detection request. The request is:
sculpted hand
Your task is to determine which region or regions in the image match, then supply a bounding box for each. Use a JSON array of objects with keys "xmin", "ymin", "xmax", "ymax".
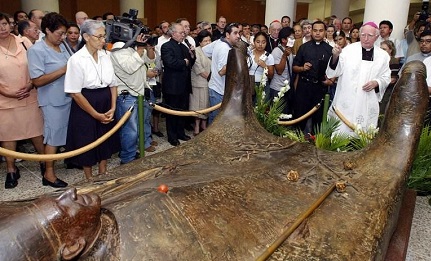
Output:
[{"xmin": 362, "ymin": 80, "xmax": 378, "ymax": 92}]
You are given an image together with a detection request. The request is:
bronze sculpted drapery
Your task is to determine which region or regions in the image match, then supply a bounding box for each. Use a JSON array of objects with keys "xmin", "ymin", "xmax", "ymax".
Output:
[{"xmin": 0, "ymin": 41, "xmax": 428, "ymax": 260}]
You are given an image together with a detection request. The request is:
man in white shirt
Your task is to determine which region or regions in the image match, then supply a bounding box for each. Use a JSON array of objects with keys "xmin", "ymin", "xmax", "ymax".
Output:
[
  {"xmin": 204, "ymin": 23, "xmax": 240, "ymax": 124},
  {"xmin": 374, "ymin": 20, "xmax": 404, "ymax": 62}
]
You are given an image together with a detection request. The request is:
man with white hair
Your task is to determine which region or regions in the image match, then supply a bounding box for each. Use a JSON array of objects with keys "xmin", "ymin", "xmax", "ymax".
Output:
[
  {"xmin": 75, "ymin": 11, "xmax": 88, "ymax": 27},
  {"xmin": 326, "ymin": 22, "xmax": 391, "ymax": 137},
  {"xmin": 265, "ymin": 20, "xmax": 282, "ymax": 53}
]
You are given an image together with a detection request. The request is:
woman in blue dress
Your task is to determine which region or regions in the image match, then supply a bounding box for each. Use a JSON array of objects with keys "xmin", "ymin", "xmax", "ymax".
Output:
[{"xmin": 27, "ymin": 12, "xmax": 71, "ymax": 188}]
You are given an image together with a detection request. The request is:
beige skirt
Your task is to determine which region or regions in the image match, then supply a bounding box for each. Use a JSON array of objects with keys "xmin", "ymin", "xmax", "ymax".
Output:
[
  {"xmin": 0, "ymin": 101, "xmax": 43, "ymax": 141},
  {"xmin": 189, "ymin": 86, "xmax": 209, "ymax": 119}
]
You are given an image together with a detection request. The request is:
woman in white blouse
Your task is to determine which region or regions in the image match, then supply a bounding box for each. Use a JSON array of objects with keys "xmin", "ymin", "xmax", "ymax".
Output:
[{"xmin": 64, "ymin": 19, "xmax": 119, "ymax": 180}]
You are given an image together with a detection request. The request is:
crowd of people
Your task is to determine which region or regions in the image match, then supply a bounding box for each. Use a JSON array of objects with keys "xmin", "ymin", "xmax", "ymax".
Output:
[{"xmin": 1, "ymin": 8, "xmax": 430, "ymax": 189}]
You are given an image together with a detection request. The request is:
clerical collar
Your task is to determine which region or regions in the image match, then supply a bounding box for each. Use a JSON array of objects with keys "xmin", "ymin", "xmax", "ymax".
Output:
[
  {"xmin": 423, "ymin": 52, "xmax": 431, "ymax": 57},
  {"xmin": 313, "ymin": 40, "xmax": 322, "ymax": 45},
  {"xmin": 362, "ymin": 47, "xmax": 374, "ymax": 61}
]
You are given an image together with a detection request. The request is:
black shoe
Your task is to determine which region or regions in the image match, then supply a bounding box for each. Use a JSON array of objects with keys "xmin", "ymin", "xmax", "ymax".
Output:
[
  {"xmin": 5, "ymin": 171, "xmax": 20, "ymax": 189},
  {"xmin": 178, "ymin": 135, "xmax": 191, "ymax": 141},
  {"xmin": 40, "ymin": 162, "xmax": 46, "ymax": 177},
  {"xmin": 169, "ymin": 139, "xmax": 180, "ymax": 146},
  {"xmin": 152, "ymin": 130, "xmax": 164, "ymax": 137},
  {"xmin": 42, "ymin": 177, "xmax": 68, "ymax": 188}
]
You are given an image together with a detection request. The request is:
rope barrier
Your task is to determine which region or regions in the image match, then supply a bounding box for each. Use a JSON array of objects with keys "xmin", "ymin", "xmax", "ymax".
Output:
[
  {"xmin": 277, "ymin": 103, "xmax": 321, "ymax": 125},
  {"xmin": 0, "ymin": 100, "xmax": 330, "ymax": 161},
  {"xmin": 255, "ymin": 183, "xmax": 336, "ymax": 261},
  {"xmin": 151, "ymin": 102, "xmax": 221, "ymax": 116},
  {"xmin": 0, "ymin": 106, "xmax": 133, "ymax": 161},
  {"xmin": 333, "ymin": 107, "xmax": 355, "ymax": 130}
]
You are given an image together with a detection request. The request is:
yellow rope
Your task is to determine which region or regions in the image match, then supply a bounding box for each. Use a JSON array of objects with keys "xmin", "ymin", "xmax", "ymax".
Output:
[
  {"xmin": 277, "ymin": 103, "xmax": 321, "ymax": 125},
  {"xmin": 333, "ymin": 107, "xmax": 355, "ymax": 130},
  {"xmin": 0, "ymin": 108, "xmax": 132, "ymax": 161},
  {"xmin": 151, "ymin": 102, "xmax": 221, "ymax": 116}
]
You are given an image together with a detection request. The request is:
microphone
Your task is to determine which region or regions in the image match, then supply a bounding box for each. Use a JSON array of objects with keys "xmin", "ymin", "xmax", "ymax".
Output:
[
  {"xmin": 184, "ymin": 38, "xmax": 195, "ymax": 58},
  {"xmin": 184, "ymin": 38, "xmax": 192, "ymax": 48}
]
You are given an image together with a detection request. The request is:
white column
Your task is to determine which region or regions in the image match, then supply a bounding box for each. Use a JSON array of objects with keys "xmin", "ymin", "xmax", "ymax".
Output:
[
  {"xmin": 331, "ymin": 0, "xmax": 350, "ymax": 19},
  {"xmin": 121, "ymin": 0, "xmax": 145, "ymax": 19},
  {"xmin": 363, "ymin": 0, "xmax": 410, "ymax": 39},
  {"xmin": 21, "ymin": 0, "xmax": 59, "ymax": 13},
  {"xmin": 265, "ymin": 0, "xmax": 296, "ymax": 26},
  {"xmin": 197, "ymin": 0, "xmax": 217, "ymax": 23}
]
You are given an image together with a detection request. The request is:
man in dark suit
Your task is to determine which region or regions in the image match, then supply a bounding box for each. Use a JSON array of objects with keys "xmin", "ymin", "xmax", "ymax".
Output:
[{"xmin": 161, "ymin": 22, "xmax": 195, "ymax": 146}]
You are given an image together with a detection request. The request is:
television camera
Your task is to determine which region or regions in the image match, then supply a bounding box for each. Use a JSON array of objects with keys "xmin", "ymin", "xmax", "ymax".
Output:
[
  {"xmin": 105, "ymin": 8, "xmax": 158, "ymax": 48},
  {"xmin": 419, "ymin": 0, "xmax": 430, "ymax": 22}
]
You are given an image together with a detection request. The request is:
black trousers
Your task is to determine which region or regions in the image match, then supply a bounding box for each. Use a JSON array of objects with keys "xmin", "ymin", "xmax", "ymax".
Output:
[{"xmin": 163, "ymin": 92, "xmax": 189, "ymax": 141}]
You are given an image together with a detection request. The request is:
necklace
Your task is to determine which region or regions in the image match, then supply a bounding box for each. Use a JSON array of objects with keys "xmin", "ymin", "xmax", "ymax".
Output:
[
  {"xmin": 0, "ymin": 36, "xmax": 12, "ymax": 59},
  {"xmin": 90, "ymin": 54, "xmax": 103, "ymax": 85}
]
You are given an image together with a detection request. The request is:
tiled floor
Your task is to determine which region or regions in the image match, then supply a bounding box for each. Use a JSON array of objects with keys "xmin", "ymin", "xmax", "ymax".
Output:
[{"xmin": 0, "ymin": 131, "xmax": 430, "ymax": 260}]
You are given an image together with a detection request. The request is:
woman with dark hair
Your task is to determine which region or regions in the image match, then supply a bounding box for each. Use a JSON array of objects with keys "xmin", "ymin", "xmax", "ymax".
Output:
[
  {"xmin": 190, "ymin": 30, "xmax": 212, "ymax": 136},
  {"xmin": 349, "ymin": 26, "xmax": 360, "ymax": 43},
  {"xmin": 248, "ymin": 32, "xmax": 275, "ymax": 99},
  {"xmin": 325, "ymin": 25, "xmax": 336, "ymax": 47},
  {"xmin": 0, "ymin": 12, "xmax": 44, "ymax": 189},
  {"xmin": 64, "ymin": 19, "xmax": 119, "ymax": 180},
  {"xmin": 65, "ymin": 23, "xmax": 81, "ymax": 52},
  {"xmin": 27, "ymin": 12, "xmax": 71, "ymax": 188}
]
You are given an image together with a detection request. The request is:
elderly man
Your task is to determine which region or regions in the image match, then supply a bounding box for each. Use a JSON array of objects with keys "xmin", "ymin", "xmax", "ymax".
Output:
[
  {"xmin": 326, "ymin": 22, "xmax": 391, "ymax": 137},
  {"xmin": 292, "ymin": 20, "xmax": 312, "ymax": 55},
  {"xmin": 265, "ymin": 20, "xmax": 282, "ymax": 53},
  {"xmin": 28, "ymin": 9, "xmax": 44, "ymax": 41},
  {"xmin": 161, "ymin": 23, "xmax": 195, "ymax": 146},
  {"xmin": 75, "ymin": 11, "xmax": 88, "ymax": 27},
  {"xmin": 17, "ymin": 20, "xmax": 39, "ymax": 44}
]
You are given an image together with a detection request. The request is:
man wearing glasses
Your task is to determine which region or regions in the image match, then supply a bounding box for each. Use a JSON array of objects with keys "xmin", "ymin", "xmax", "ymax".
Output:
[
  {"xmin": 405, "ymin": 30, "xmax": 431, "ymax": 63},
  {"xmin": 326, "ymin": 22, "xmax": 391, "ymax": 137}
]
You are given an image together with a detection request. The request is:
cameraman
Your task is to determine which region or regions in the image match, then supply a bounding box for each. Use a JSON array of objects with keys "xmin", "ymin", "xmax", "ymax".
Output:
[
  {"xmin": 110, "ymin": 34, "xmax": 159, "ymax": 164},
  {"xmin": 405, "ymin": 11, "xmax": 428, "ymax": 59}
]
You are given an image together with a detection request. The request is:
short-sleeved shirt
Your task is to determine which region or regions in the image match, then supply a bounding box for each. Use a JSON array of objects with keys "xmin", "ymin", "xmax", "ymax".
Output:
[
  {"xmin": 27, "ymin": 40, "xmax": 71, "ymax": 106},
  {"xmin": 270, "ymin": 46, "xmax": 293, "ymax": 91},
  {"xmin": 207, "ymin": 39, "xmax": 232, "ymax": 95},
  {"xmin": 64, "ymin": 46, "xmax": 117, "ymax": 93},
  {"xmin": 0, "ymin": 35, "xmax": 38, "ymax": 109},
  {"xmin": 248, "ymin": 52, "xmax": 275, "ymax": 83}
]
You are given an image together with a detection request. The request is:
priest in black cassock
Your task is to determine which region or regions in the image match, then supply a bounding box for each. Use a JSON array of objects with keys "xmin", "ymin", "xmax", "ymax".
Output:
[
  {"xmin": 292, "ymin": 21, "xmax": 333, "ymax": 134},
  {"xmin": 161, "ymin": 23, "xmax": 196, "ymax": 146}
]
